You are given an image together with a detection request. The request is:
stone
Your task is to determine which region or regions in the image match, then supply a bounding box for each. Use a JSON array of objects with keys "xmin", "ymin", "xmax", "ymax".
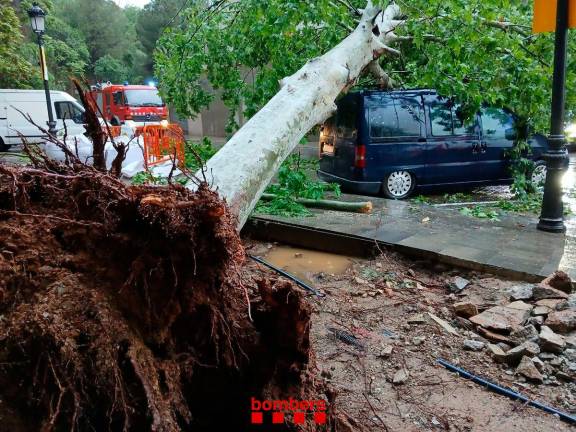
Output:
[
  {"xmin": 428, "ymin": 312, "xmax": 459, "ymax": 335},
  {"xmin": 555, "ymin": 371, "xmax": 574, "ymax": 382},
  {"xmin": 566, "ymin": 333, "xmax": 576, "ymax": 349},
  {"xmin": 536, "ymin": 299, "xmax": 563, "ymax": 309},
  {"xmin": 516, "ymin": 356, "xmax": 543, "ymax": 383},
  {"xmin": 545, "ymin": 310, "xmax": 576, "ymax": 334},
  {"xmin": 392, "ymin": 369, "xmax": 409, "ymax": 385},
  {"xmin": 469, "ymin": 302, "xmax": 532, "ymax": 332},
  {"xmin": 532, "ymin": 356, "xmax": 545, "ymax": 372},
  {"xmin": 477, "ymin": 327, "xmax": 512, "ymax": 344},
  {"xmin": 532, "ymin": 306, "xmax": 552, "ymax": 316},
  {"xmin": 550, "ymin": 356, "xmax": 563, "ymax": 367},
  {"xmin": 532, "ymin": 285, "xmax": 569, "ymax": 301},
  {"xmin": 454, "ymin": 302, "xmax": 478, "ymax": 318},
  {"xmin": 508, "ymin": 283, "xmax": 534, "ymax": 301},
  {"xmin": 463, "ymin": 339, "xmax": 485, "ymax": 351},
  {"xmin": 555, "ymin": 294, "xmax": 576, "ymax": 311},
  {"xmin": 505, "ymin": 342, "xmax": 540, "ymax": 365},
  {"xmin": 527, "ymin": 316, "xmax": 545, "ymax": 327},
  {"xmin": 377, "ymin": 345, "xmax": 393, "ymax": 359},
  {"xmin": 407, "ymin": 314, "xmax": 428, "ymax": 325},
  {"xmin": 487, "ymin": 343, "xmax": 507, "ymax": 362},
  {"xmin": 540, "ymin": 271, "xmax": 572, "ymax": 294},
  {"xmin": 412, "ymin": 336, "xmax": 426, "ymax": 346},
  {"xmin": 448, "ymin": 276, "xmax": 470, "ymax": 292},
  {"xmin": 538, "ymin": 352, "xmax": 557, "ymax": 361},
  {"xmin": 539, "ymin": 326, "xmax": 566, "ymax": 353},
  {"xmin": 509, "ymin": 325, "xmax": 539, "ymax": 346}
]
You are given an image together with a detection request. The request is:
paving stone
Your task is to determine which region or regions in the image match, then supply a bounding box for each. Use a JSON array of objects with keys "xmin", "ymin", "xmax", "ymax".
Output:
[
  {"xmin": 532, "ymin": 285, "xmax": 569, "ymax": 301},
  {"xmin": 545, "ymin": 310, "xmax": 576, "ymax": 334},
  {"xmin": 516, "ymin": 356, "xmax": 543, "ymax": 383},
  {"xmin": 463, "ymin": 339, "xmax": 485, "ymax": 351},
  {"xmin": 539, "ymin": 325, "xmax": 566, "ymax": 353},
  {"xmin": 454, "ymin": 301, "xmax": 478, "ymax": 318},
  {"xmin": 540, "ymin": 271, "xmax": 573, "ymax": 294},
  {"xmin": 469, "ymin": 301, "xmax": 532, "ymax": 332},
  {"xmin": 508, "ymin": 283, "xmax": 534, "ymax": 301}
]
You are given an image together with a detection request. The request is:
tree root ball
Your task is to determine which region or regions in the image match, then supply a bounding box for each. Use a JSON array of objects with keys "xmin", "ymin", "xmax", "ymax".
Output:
[{"xmin": 0, "ymin": 165, "xmax": 327, "ymax": 431}]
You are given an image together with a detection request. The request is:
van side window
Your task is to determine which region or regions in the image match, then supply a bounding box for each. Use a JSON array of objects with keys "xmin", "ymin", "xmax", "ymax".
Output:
[
  {"xmin": 481, "ymin": 108, "xmax": 514, "ymax": 140},
  {"xmin": 55, "ymin": 102, "xmax": 84, "ymax": 123},
  {"xmin": 430, "ymin": 101, "xmax": 476, "ymax": 136},
  {"xmin": 369, "ymin": 98, "xmax": 422, "ymax": 138}
]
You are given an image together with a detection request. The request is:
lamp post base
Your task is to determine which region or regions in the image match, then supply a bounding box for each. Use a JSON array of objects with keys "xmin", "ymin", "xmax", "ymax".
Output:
[{"xmin": 537, "ymin": 217, "xmax": 566, "ymax": 233}]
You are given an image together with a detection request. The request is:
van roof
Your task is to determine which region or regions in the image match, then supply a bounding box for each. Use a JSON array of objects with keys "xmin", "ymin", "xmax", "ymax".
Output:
[
  {"xmin": 360, "ymin": 88, "xmax": 438, "ymax": 96},
  {"xmin": 0, "ymin": 89, "xmax": 70, "ymax": 95}
]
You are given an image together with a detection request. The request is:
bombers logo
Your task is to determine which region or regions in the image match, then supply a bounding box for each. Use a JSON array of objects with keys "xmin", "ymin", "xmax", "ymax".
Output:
[{"xmin": 250, "ymin": 397, "xmax": 327, "ymax": 425}]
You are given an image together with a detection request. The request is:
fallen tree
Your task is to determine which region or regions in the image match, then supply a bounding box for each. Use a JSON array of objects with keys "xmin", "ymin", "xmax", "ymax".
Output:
[{"xmin": 196, "ymin": 2, "xmax": 404, "ymax": 228}]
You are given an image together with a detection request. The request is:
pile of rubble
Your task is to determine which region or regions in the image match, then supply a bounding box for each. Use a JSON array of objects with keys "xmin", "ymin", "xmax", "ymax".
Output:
[{"xmin": 452, "ymin": 272, "xmax": 576, "ymax": 385}]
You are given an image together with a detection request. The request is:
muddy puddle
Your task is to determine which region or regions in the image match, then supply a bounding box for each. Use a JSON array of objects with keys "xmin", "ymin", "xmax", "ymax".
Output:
[{"xmin": 264, "ymin": 245, "xmax": 356, "ymax": 283}]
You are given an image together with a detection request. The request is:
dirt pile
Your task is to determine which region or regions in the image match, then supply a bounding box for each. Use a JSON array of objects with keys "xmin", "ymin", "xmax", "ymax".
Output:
[{"xmin": 0, "ymin": 163, "xmax": 322, "ymax": 431}]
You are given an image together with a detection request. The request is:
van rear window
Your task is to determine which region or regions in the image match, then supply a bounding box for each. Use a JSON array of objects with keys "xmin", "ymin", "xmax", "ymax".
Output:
[{"xmin": 369, "ymin": 98, "xmax": 422, "ymax": 138}]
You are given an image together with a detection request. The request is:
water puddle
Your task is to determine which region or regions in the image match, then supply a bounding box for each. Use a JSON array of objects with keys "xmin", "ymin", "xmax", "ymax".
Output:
[{"xmin": 264, "ymin": 246, "xmax": 355, "ymax": 283}]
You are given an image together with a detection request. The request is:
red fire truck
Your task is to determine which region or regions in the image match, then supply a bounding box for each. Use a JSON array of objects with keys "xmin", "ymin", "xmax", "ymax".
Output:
[{"xmin": 88, "ymin": 83, "xmax": 169, "ymax": 126}]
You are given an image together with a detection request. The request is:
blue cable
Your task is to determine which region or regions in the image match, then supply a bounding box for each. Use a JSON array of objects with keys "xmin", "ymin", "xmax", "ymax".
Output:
[{"xmin": 437, "ymin": 358, "xmax": 576, "ymax": 424}]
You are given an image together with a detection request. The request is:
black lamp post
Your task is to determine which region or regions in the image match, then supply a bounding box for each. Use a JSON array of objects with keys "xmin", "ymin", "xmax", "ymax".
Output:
[
  {"xmin": 28, "ymin": 3, "xmax": 57, "ymax": 138},
  {"xmin": 537, "ymin": 0, "xmax": 570, "ymax": 233}
]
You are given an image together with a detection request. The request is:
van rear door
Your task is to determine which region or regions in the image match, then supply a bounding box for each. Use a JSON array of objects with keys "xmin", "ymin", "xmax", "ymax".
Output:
[{"xmin": 319, "ymin": 94, "xmax": 359, "ymax": 177}]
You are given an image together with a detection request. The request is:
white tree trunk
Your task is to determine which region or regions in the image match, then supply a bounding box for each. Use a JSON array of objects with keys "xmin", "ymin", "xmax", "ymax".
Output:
[{"xmin": 196, "ymin": 1, "xmax": 403, "ymax": 230}]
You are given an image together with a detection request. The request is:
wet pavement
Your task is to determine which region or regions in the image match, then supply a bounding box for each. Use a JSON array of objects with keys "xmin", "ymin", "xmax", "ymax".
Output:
[{"xmin": 248, "ymin": 155, "xmax": 576, "ymax": 282}]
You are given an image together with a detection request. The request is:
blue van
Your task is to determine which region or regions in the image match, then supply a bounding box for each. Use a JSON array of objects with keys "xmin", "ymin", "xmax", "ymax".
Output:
[{"xmin": 317, "ymin": 89, "xmax": 549, "ymax": 199}]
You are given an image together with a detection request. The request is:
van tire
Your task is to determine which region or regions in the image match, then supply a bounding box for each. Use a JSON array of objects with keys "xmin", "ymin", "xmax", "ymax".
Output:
[
  {"xmin": 110, "ymin": 116, "xmax": 121, "ymax": 126},
  {"xmin": 0, "ymin": 138, "xmax": 10, "ymax": 152},
  {"xmin": 530, "ymin": 160, "xmax": 547, "ymax": 188},
  {"xmin": 382, "ymin": 170, "xmax": 415, "ymax": 199}
]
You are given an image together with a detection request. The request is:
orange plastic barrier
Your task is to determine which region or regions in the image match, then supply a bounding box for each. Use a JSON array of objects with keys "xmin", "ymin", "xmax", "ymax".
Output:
[{"xmin": 140, "ymin": 124, "xmax": 185, "ymax": 169}]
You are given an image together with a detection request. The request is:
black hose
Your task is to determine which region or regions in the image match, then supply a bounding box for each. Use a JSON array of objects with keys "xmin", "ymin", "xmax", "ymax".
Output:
[
  {"xmin": 248, "ymin": 255, "xmax": 325, "ymax": 297},
  {"xmin": 437, "ymin": 358, "xmax": 576, "ymax": 424}
]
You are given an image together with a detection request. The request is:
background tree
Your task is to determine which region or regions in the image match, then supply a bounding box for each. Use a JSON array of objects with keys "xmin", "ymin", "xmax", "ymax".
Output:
[
  {"xmin": 93, "ymin": 54, "xmax": 129, "ymax": 83},
  {"xmin": 155, "ymin": 0, "xmax": 576, "ymax": 133},
  {"xmin": 0, "ymin": 0, "xmax": 36, "ymax": 88}
]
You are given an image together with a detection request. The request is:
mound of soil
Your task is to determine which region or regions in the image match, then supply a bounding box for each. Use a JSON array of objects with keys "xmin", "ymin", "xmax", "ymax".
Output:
[{"xmin": 0, "ymin": 164, "xmax": 323, "ymax": 431}]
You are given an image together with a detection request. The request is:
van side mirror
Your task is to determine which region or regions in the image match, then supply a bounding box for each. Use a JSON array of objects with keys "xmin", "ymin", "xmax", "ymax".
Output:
[{"xmin": 505, "ymin": 128, "xmax": 517, "ymax": 140}]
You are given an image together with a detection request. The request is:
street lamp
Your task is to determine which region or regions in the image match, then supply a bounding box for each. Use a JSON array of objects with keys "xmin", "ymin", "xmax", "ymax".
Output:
[
  {"xmin": 28, "ymin": 3, "xmax": 57, "ymax": 138},
  {"xmin": 537, "ymin": 0, "xmax": 570, "ymax": 233}
]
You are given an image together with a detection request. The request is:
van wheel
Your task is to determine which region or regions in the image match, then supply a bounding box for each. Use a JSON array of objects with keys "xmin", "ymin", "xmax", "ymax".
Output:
[
  {"xmin": 530, "ymin": 161, "xmax": 547, "ymax": 188},
  {"xmin": 382, "ymin": 171, "xmax": 415, "ymax": 199},
  {"xmin": 110, "ymin": 116, "xmax": 121, "ymax": 126},
  {"xmin": 0, "ymin": 138, "xmax": 10, "ymax": 152}
]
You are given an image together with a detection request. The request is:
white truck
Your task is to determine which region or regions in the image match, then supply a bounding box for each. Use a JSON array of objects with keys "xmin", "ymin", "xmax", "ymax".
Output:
[{"xmin": 0, "ymin": 89, "xmax": 85, "ymax": 151}]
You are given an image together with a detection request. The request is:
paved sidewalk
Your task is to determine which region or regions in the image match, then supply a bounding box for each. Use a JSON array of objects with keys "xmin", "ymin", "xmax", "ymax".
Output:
[{"xmin": 247, "ymin": 196, "xmax": 576, "ymax": 282}]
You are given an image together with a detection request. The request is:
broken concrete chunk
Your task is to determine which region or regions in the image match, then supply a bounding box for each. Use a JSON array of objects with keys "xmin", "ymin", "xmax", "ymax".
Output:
[
  {"xmin": 527, "ymin": 316, "xmax": 545, "ymax": 327},
  {"xmin": 407, "ymin": 313, "xmax": 428, "ymax": 325},
  {"xmin": 505, "ymin": 342, "xmax": 540, "ymax": 365},
  {"xmin": 454, "ymin": 301, "xmax": 478, "ymax": 318},
  {"xmin": 516, "ymin": 356, "xmax": 544, "ymax": 383},
  {"xmin": 532, "ymin": 306, "xmax": 552, "ymax": 316},
  {"xmin": 463, "ymin": 339, "xmax": 485, "ymax": 351},
  {"xmin": 377, "ymin": 345, "xmax": 393, "ymax": 359},
  {"xmin": 448, "ymin": 276, "xmax": 470, "ymax": 292},
  {"xmin": 469, "ymin": 302, "xmax": 532, "ymax": 333},
  {"xmin": 487, "ymin": 343, "xmax": 507, "ymax": 362},
  {"xmin": 532, "ymin": 285, "xmax": 569, "ymax": 301},
  {"xmin": 509, "ymin": 325, "xmax": 539, "ymax": 346},
  {"xmin": 536, "ymin": 299, "xmax": 563, "ymax": 309},
  {"xmin": 392, "ymin": 368, "xmax": 409, "ymax": 385},
  {"xmin": 532, "ymin": 356, "xmax": 545, "ymax": 372},
  {"xmin": 428, "ymin": 312, "xmax": 459, "ymax": 335},
  {"xmin": 555, "ymin": 294, "xmax": 576, "ymax": 311},
  {"xmin": 545, "ymin": 310, "xmax": 576, "ymax": 334},
  {"xmin": 540, "ymin": 271, "xmax": 572, "ymax": 294},
  {"xmin": 412, "ymin": 336, "xmax": 426, "ymax": 346},
  {"xmin": 508, "ymin": 283, "xmax": 534, "ymax": 301},
  {"xmin": 539, "ymin": 325, "xmax": 566, "ymax": 353},
  {"xmin": 477, "ymin": 327, "xmax": 512, "ymax": 344}
]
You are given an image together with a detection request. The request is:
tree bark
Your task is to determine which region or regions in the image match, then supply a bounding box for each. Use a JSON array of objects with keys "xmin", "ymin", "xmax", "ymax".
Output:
[
  {"xmin": 196, "ymin": 1, "xmax": 403, "ymax": 230},
  {"xmin": 260, "ymin": 193, "xmax": 373, "ymax": 214}
]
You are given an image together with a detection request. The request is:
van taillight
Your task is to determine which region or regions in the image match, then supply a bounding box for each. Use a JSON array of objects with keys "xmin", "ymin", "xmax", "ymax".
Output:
[{"xmin": 355, "ymin": 144, "xmax": 366, "ymax": 168}]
